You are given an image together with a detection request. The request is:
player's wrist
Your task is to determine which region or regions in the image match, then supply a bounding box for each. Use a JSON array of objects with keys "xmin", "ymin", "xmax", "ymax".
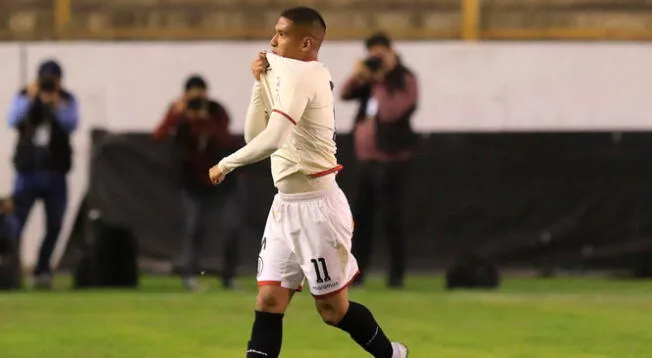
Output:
[{"xmin": 217, "ymin": 161, "xmax": 234, "ymax": 175}]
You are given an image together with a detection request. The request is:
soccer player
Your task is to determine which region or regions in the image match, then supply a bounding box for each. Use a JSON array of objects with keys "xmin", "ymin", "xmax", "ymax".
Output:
[{"xmin": 208, "ymin": 6, "xmax": 409, "ymax": 358}]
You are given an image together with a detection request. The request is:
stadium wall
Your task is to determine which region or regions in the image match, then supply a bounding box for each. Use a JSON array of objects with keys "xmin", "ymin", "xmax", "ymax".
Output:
[{"xmin": 1, "ymin": 42, "xmax": 652, "ymax": 271}]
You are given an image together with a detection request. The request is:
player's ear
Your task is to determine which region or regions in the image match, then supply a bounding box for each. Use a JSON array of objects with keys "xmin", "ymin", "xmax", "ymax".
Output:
[{"xmin": 301, "ymin": 37, "xmax": 312, "ymax": 51}]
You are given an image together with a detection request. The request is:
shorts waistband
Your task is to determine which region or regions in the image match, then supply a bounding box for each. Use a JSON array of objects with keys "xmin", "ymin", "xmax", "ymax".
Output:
[{"xmin": 276, "ymin": 185, "xmax": 341, "ymax": 202}]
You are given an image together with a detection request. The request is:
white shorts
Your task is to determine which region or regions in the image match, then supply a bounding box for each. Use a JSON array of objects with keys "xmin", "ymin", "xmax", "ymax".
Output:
[{"xmin": 256, "ymin": 186, "xmax": 360, "ymax": 298}]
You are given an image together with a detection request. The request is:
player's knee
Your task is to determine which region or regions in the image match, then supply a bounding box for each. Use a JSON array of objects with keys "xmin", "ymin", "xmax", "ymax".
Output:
[
  {"xmin": 256, "ymin": 292, "xmax": 280, "ymax": 312},
  {"xmin": 255, "ymin": 286, "xmax": 291, "ymax": 313},
  {"xmin": 314, "ymin": 293, "xmax": 349, "ymax": 326},
  {"xmin": 315, "ymin": 301, "xmax": 341, "ymax": 325}
]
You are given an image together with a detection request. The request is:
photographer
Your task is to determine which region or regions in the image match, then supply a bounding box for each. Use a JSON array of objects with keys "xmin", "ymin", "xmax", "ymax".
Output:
[
  {"xmin": 340, "ymin": 33, "xmax": 418, "ymax": 289},
  {"xmin": 153, "ymin": 75, "xmax": 246, "ymax": 291},
  {"xmin": 7, "ymin": 60, "xmax": 79, "ymax": 289}
]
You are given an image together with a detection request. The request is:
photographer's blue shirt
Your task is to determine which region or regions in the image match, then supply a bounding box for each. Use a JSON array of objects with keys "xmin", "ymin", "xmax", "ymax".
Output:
[{"xmin": 8, "ymin": 93, "xmax": 79, "ymax": 133}]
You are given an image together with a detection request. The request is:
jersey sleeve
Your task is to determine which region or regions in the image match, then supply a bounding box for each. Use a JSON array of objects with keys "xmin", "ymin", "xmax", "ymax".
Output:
[
  {"xmin": 271, "ymin": 70, "xmax": 313, "ymax": 126},
  {"xmin": 217, "ymin": 109, "xmax": 294, "ymax": 175},
  {"xmin": 243, "ymin": 81, "xmax": 269, "ymax": 143}
]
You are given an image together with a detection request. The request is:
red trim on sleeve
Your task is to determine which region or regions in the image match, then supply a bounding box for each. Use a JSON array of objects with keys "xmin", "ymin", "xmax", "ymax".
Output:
[{"xmin": 272, "ymin": 109, "xmax": 297, "ymax": 125}]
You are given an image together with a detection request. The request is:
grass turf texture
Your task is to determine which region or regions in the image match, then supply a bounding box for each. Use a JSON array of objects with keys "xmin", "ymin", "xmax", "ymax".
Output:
[{"xmin": 0, "ymin": 275, "xmax": 650, "ymax": 358}]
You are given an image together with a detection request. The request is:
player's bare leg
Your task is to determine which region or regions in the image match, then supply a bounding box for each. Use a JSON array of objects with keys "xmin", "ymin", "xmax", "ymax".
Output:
[
  {"xmin": 314, "ymin": 288, "xmax": 409, "ymax": 358},
  {"xmin": 246, "ymin": 285, "xmax": 295, "ymax": 358}
]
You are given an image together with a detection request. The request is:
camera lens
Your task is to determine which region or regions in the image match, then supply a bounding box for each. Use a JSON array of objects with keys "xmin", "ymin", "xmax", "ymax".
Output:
[
  {"xmin": 39, "ymin": 78, "xmax": 57, "ymax": 92},
  {"xmin": 187, "ymin": 97, "xmax": 205, "ymax": 110},
  {"xmin": 364, "ymin": 56, "xmax": 383, "ymax": 72}
]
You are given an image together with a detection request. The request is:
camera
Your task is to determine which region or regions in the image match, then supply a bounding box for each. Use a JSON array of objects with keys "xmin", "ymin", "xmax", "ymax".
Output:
[
  {"xmin": 363, "ymin": 56, "xmax": 384, "ymax": 72},
  {"xmin": 38, "ymin": 77, "xmax": 57, "ymax": 93},
  {"xmin": 186, "ymin": 97, "xmax": 207, "ymax": 111}
]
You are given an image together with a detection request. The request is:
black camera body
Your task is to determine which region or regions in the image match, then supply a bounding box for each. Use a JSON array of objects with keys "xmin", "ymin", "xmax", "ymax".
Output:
[
  {"xmin": 38, "ymin": 77, "xmax": 57, "ymax": 93},
  {"xmin": 186, "ymin": 97, "xmax": 208, "ymax": 111},
  {"xmin": 363, "ymin": 56, "xmax": 384, "ymax": 72}
]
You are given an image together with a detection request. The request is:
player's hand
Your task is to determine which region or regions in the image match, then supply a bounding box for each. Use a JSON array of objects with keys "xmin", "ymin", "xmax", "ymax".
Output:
[
  {"xmin": 252, "ymin": 52, "xmax": 269, "ymax": 81},
  {"xmin": 209, "ymin": 164, "xmax": 226, "ymax": 185}
]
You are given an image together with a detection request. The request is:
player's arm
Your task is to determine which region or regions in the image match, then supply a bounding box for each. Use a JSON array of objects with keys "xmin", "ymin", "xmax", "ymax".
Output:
[
  {"xmin": 217, "ymin": 112, "xmax": 294, "ymax": 174},
  {"xmin": 244, "ymin": 81, "xmax": 268, "ymax": 143},
  {"xmin": 216, "ymin": 75, "xmax": 311, "ymax": 175}
]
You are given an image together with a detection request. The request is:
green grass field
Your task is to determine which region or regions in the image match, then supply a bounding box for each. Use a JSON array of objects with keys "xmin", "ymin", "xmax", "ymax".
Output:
[{"xmin": 0, "ymin": 275, "xmax": 651, "ymax": 358}]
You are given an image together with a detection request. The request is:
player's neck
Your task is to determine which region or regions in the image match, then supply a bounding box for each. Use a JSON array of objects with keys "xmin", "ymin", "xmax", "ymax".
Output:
[
  {"xmin": 296, "ymin": 56, "xmax": 317, "ymax": 62},
  {"xmin": 281, "ymin": 54, "xmax": 317, "ymax": 62},
  {"xmin": 302, "ymin": 51, "xmax": 319, "ymax": 62}
]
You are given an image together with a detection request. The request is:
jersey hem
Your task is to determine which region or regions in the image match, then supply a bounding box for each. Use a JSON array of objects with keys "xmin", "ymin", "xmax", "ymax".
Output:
[
  {"xmin": 308, "ymin": 164, "xmax": 344, "ymax": 178},
  {"xmin": 311, "ymin": 271, "xmax": 360, "ymax": 299}
]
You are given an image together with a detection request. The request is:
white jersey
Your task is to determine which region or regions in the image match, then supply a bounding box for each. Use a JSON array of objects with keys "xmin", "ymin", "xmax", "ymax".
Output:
[
  {"xmin": 220, "ymin": 54, "xmax": 360, "ymax": 297},
  {"xmin": 218, "ymin": 53, "xmax": 342, "ymax": 194},
  {"xmin": 260, "ymin": 53, "xmax": 342, "ymax": 184}
]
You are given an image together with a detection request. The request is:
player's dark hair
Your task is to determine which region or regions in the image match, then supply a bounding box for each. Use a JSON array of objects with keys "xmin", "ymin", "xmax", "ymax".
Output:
[
  {"xmin": 365, "ymin": 32, "xmax": 392, "ymax": 49},
  {"xmin": 280, "ymin": 7, "xmax": 327, "ymax": 32},
  {"xmin": 184, "ymin": 75, "xmax": 207, "ymax": 91}
]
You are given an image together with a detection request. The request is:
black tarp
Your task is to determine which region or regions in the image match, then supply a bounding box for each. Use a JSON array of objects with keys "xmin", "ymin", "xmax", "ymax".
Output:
[{"xmin": 59, "ymin": 129, "xmax": 652, "ymax": 274}]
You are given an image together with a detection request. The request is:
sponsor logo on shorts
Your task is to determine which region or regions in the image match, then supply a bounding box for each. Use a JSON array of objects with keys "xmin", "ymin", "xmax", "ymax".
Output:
[{"xmin": 313, "ymin": 281, "xmax": 339, "ymax": 291}]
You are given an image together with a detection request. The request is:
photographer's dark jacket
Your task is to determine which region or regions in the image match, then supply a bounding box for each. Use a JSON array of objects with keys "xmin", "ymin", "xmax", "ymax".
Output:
[
  {"xmin": 153, "ymin": 100, "xmax": 238, "ymax": 189},
  {"xmin": 8, "ymin": 89, "xmax": 78, "ymax": 174},
  {"xmin": 341, "ymin": 63, "xmax": 418, "ymax": 162},
  {"xmin": 0, "ymin": 213, "xmax": 19, "ymax": 241}
]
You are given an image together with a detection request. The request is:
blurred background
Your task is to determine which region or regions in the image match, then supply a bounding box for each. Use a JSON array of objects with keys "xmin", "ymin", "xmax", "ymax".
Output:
[
  {"xmin": 2, "ymin": 0, "xmax": 652, "ymax": 289},
  {"xmin": 2, "ymin": 1, "xmax": 652, "ymax": 358},
  {"xmin": 3, "ymin": 0, "xmax": 652, "ymax": 41}
]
